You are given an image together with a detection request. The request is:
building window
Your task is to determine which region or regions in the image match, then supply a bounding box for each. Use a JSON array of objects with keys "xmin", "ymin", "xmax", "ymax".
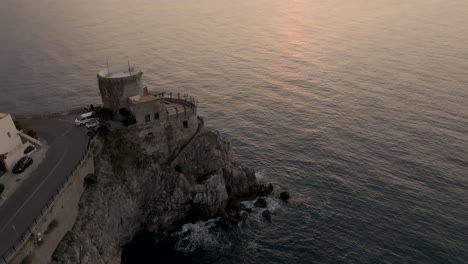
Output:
[
  {"xmin": 145, "ymin": 115, "xmax": 150, "ymax": 122},
  {"xmin": 7, "ymin": 132, "xmax": 11, "ymax": 138},
  {"xmin": 183, "ymin": 121, "xmax": 188, "ymax": 128},
  {"xmin": 154, "ymin": 113, "xmax": 159, "ymax": 120}
]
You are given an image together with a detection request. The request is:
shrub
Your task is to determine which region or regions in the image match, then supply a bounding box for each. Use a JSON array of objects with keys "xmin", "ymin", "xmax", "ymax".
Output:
[
  {"xmin": 24, "ymin": 145, "xmax": 35, "ymax": 154},
  {"xmin": 92, "ymin": 107, "xmax": 114, "ymax": 120},
  {"xmin": 97, "ymin": 123, "xmax": 110, "ymax": 136},
  {"xmin": 119, "ymin": 108, "xmax": 131, "ymax": 117},
  {"xmin": 205, "ymin": 131, "xmax": 218, "ymax": 145},
  {"xmin": 13, "ymin": 120, "xmax": 38, "ymax": 139},
  {"xmin": 121, "ymin": 115, "xmax": 136, "ymax": 127},
  {"xmin": 84, "ymin": 173, "xmax": 98, "ymax": 187},
  {"xmin": 0, "ymin": 183, "xmax": 4, "ymax": 196},
  {"xmin": 14, "ymin": 120, "xmax": 25, "ymax": 131},
  {"xmin": 25, "ymin": 128, "xmax": 38, "ymax": 139},
  {"xmin": 52, "ymin": 231, "xmax": 75, "ymax": 261},
  {"xmin": 45, "ymin": 219, "xmax": 59, "ymax": 234}
]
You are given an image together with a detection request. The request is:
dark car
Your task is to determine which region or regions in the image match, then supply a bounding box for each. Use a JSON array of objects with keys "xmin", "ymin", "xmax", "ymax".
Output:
[{"xmin": 12, "ymin": 157, "xmax": 33, "ymax": 174}]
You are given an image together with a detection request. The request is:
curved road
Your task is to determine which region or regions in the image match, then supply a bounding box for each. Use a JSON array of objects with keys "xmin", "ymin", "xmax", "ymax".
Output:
[{"xmin": 0, "ymin": 117, "xmax": 88, "ymax": 259}]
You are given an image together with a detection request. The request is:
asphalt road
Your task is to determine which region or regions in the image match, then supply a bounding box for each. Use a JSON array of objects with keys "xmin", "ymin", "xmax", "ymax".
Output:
[{"xmin": 0, "ymin": 117, "xmax": 88, "ymax": 259}]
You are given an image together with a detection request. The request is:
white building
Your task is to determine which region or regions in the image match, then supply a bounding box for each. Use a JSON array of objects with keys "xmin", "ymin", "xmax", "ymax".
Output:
[{"xmin": 0, "ymin": 113, "xmax": 27, "ymax": 171}]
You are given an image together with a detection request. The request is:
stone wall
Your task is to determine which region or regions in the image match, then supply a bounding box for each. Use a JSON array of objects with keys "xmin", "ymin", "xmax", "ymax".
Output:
[
  {"xmin": 129, "ymin": 99, "xmax": 167, "ymax": 125},
  {"xmin": 98, "ymin": 73, "xmax": 143, "ymax": 113}
]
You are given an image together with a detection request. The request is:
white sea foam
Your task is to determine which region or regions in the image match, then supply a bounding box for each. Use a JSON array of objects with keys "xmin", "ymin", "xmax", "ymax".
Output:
[
  {"xmin": 254, "ymin": 169, "xmax": 267, "ymax": 180},
  {"xmin": 174, "ymin": 218, "xmax": 231, "ymax": 253}
]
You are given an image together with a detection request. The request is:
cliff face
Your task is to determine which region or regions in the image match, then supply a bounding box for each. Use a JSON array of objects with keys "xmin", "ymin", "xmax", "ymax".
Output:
[{"xmin": 53, "ymin": 126, "xmax": 257, "ymax": 263}]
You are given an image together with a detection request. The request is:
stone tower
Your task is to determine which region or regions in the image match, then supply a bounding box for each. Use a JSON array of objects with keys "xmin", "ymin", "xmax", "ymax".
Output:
[{"xmin": 97, "ymin": 64, "xmax": 143, "ymax": 113}]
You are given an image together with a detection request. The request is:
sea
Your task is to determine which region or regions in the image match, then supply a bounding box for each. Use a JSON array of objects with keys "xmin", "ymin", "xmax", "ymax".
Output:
[{"xmin": 1, "ymin": 0, "xmax": 467, "ymax": 263}]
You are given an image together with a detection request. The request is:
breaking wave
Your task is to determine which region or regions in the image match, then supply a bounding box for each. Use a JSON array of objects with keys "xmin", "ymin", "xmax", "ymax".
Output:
[{"xmin": 174, "ymin": 218, "xmax": 231, "ymax": 253}]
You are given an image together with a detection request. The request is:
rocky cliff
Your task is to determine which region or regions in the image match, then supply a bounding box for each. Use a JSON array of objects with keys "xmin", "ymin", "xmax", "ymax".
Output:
[{"xmin": 52, "ymin": 123, "xmax": 257, "ymax": 263}]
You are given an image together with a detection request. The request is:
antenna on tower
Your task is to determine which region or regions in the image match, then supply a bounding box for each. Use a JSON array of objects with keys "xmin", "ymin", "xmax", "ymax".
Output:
[
  {"xmin": 128, "ymin": 60, "xmax": 132, "ymax": 73},
  {"xmin": 106, "ymin": 59, "xmax": 110, "ymax": 77}
]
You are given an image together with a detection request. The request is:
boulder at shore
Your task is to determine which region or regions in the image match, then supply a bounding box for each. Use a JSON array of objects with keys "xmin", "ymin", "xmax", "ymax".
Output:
[
  {"xmin": 262, "ymin": 210, "xmax": 271, "ymax": 220},
  {"xmin": 279, "ymin": 191, "xmax": 290, "ymax": 201},
  {"xmin": 254, "ymin": 197, "xmax": 268, "ymax": 208}
]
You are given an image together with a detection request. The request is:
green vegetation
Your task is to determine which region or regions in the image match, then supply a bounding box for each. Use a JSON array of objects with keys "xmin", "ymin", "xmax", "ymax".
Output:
[
  {"xmin": 24, "ymin": 145, "xmax": 35, "ymax": 154},
  {"xmin": 110, "ymin": 146, "xmax": 149, "ymax": 171},
  {"xmin": 119, "ymin": 108, "xmax": 136, "ymax": 127},
  {"xmin": 121, "ymin": 115, "xmax": 136, "ymax": 127},
  {"xmin": 92, "ymin": 107, "xmax": 114, "ymax": 120},
  {"xmin": 119, "ymin": 107, "xmax": 132, "ymax": 117},
  {"xmin": 13, "ymin": 120, "xmax": 25, "ymax": 131},
  {"xmin": 107, "ymin": 132, "xmax": 150, "ymax": 171},
  {"xmin": 84, "ymin": 173, "xmax": 98, "ymax": 187},
  {"xmin": 0, "ymin": 183, "xmax": 4, "ymax": 196},
  {"xmin": 97, "ymin": 123, "xmax": 110, "ymax": 137},
  {"xmin": 52, "ymin": 231, "xmax": 75, "ymax": 261},
  {"xmin": 205, "ymin": 131, "xmax": 218, "ymax": 146},
  {"xmin": 14, "ymin": 120, "xmax": 38, "ymax": 139}
]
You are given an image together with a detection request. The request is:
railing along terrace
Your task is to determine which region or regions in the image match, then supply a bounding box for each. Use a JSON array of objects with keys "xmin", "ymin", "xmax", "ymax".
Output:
[{"xmin": 155, "ymin": 92, "xmax": 198, "ymax": 109}]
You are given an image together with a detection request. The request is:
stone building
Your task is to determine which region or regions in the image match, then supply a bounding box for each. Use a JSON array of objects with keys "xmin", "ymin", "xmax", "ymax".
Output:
[
  {"xmin": 128, "ymin": 87, "xmax": 198, "ymax": 138},
  {"xmin": 97, "ymin": 64, "xmax": 143, "ymax": 114},
  {"xmin": 97, "ymin": 64, "xmax": 199, "ymax": 140},
  {"xmin": 0, "ymin": 113, "xmax": 28, "ymax": 171}
]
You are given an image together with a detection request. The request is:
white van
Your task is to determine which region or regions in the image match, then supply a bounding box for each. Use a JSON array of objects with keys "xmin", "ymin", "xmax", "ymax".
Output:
[{"xmin": 75, "ymin": 112, "xmax": 94, "ymax": 126}]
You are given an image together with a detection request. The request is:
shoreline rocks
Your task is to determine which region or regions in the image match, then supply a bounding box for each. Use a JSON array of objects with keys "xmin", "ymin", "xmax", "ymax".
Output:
[
  {"xmin": 262, "ymin": 210, "xmax": 271, "ymax": 220},
  {"xmin": 254, "ymin": 197, "xmax": 268, "ymax": 208},
  {"xmin": 279, "ymin": 191, "xmax": 290, "ymax": 201},
  {"xmin": 256, "ymin": 182, "xmax": 274, "ymax": 196}
]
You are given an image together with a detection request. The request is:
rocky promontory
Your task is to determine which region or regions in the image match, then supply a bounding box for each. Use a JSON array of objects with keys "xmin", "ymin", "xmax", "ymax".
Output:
[{"xmin": 52, "ymin": 122, "xmax": 258, "ymax": 263}]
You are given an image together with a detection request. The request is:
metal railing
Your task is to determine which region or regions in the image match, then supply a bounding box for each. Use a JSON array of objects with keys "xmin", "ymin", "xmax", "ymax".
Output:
[{"xmin": 0, "ymin": 138, "xmax": 93, "ymax": 264}]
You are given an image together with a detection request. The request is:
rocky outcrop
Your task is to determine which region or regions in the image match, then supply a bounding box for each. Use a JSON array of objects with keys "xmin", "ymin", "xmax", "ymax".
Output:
[{"xmin": 53, "ymin": 126, "xmax": 257, "ymax": 263}]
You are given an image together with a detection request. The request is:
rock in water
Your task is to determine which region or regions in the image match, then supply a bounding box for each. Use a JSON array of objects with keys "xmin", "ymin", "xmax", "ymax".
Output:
[
  {"xmin": 262, "ymin": 210, "xmax": 271, "ymax": 220},
  {"xmin": 279, "ymin": 191, "xmax": 290, "ymax": 201},
  {"xmin": 256, "ymin": 182, "xmax": 274, "ymax": 196},
  {"xmin": 254, "ymin": 197, "xmax": 268, "ymax": 208}
]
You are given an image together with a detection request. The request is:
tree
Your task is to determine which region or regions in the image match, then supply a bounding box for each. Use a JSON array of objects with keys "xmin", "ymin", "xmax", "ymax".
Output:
[
  {"xmin": 119, "ymin": 108, "xmax": 131, "ymax": 117},
  {"xmin": 92, "ymin": 107, "xmax": 114, "ymax": 120},
  {"xmin": 121, "ymin": 115, "xmax": 136, "ymax": 127}
]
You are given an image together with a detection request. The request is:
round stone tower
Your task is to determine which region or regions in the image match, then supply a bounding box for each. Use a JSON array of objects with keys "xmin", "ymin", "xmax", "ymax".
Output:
[{"xmin": 97, "ymin": 64, "xmax": 143, "ymax": 113}]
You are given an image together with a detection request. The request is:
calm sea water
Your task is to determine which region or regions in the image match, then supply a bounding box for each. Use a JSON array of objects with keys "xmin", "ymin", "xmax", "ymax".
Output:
[{"xmin": 1, "ymin": 0, "xmax": 467, "ymax": 263}]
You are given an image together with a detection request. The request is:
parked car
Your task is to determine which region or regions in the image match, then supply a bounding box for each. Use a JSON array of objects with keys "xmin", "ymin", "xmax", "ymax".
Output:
[
  {"xmin": 12, "ymin": 157, "xmax": 33, "ymax": 174},
  {"xmin": 84, "ymin": 104, "xmax": 95, "ymax": 112},
  {"xmin": 74, "ymin": 112, "xmax": 94, "ymax": 126},
  {"xmin": 86, "ymin": 119, "xmax": 100, "ymax": 129}
]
